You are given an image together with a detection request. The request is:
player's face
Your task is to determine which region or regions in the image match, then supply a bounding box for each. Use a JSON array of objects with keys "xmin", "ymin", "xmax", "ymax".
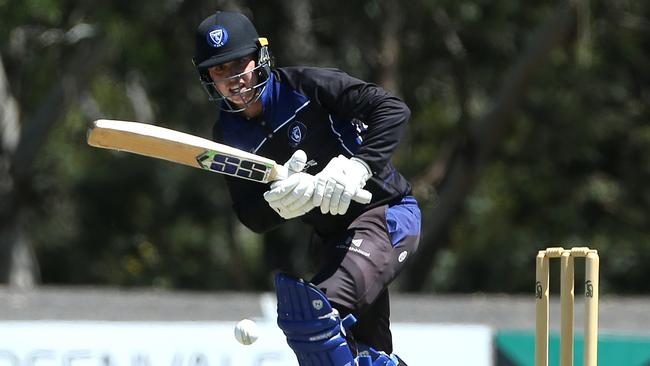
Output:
[{"xmin": 208, "ymin": 56, "xmax": 258, "ymax": 107}]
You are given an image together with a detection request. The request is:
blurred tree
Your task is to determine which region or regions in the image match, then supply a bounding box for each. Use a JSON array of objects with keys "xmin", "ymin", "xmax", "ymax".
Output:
[
  {"xmin": 0, "ymin": 0, "xmax": 648, "ymax": 294},
  {"xmin": 0, "ymin": 0, "xmax": 103, "ymax": 287},
  {"xmin": 401, "ymin": 0, "xmax": 582, "ymax": 291},
  {"xmin": 400, "ymin": 0, "xmax": 650, "ymax": 293}
]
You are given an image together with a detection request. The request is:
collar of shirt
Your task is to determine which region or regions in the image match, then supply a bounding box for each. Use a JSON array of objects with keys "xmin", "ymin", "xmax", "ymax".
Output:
[{"xmin": 219, "ymin": 70, "xmax": 309, "ymax": 153}]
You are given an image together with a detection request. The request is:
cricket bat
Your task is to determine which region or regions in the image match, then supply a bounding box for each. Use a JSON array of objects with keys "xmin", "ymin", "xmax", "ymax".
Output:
[{"xmin": 87, "ymin": 119, "xmax": 372, "ymax": 204}]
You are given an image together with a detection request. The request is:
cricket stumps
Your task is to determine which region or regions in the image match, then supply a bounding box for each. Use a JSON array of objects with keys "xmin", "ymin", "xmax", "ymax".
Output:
[{"xmin": 535, "ymin": 247, "xmax": 599, "ymax": 366}]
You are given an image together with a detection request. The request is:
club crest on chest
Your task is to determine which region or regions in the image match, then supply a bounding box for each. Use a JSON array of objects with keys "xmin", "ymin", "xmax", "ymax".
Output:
[{"xmin": 287, "ymin": 120, "xmax": 307, "ymax": 147}]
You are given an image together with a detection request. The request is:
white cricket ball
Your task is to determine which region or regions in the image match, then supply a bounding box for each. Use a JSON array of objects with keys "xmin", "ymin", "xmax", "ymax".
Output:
[{"xmin": 234, "ymin": 318, "xmax": 259, "ymax": 345}]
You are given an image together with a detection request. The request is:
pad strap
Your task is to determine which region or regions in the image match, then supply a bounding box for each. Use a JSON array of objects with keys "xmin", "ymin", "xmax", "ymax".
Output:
[{"xmin": 357, "ymin": 343, "xmax": 401, "ymax": 366}]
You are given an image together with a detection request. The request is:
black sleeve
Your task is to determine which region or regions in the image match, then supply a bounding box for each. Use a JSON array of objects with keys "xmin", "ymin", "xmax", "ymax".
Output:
[
  {"xmin": 223, "ymin": 176, "xmax": 287, "ymax": 234},
  {"xmin": 276, "ymin": 67, "xmax": 411, "ymax": 175}
]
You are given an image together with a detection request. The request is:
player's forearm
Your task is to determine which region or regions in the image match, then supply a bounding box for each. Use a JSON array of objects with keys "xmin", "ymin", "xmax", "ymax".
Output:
[
  {"xmin": 233, "ymin": 201, "xmax": 286, "ymax": 233},
  {"xmin": 225, "ymin": 177, "xmax": 286, "ymax": 233}
]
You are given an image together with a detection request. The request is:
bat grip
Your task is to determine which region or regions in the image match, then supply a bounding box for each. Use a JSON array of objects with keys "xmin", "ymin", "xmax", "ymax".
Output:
[
  {"xmin": 274, "ymin": 166, "xmax": 372, "ymax": 204},
  {"xmin": 353, "ymin": 188, "xmax": 373, "ymax": 204}
]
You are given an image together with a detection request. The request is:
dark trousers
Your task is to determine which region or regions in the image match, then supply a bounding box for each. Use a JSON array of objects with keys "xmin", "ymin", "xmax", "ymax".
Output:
[{"xmin": 309, "ymin": 204, "xmax": 420, "ymax": 355}]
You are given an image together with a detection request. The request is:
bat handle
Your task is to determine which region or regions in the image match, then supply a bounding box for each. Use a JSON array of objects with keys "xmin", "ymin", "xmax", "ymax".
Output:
[
  {"xmin": 273, "ymin": 165, "xmax": 373, "ymax": 204},
  {"xmin": 353, "ymin": 188, "xmax": 373, "ymax": 204}
]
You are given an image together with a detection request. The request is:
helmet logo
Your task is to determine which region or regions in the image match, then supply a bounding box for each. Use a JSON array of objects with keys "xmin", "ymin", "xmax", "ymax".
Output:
[
  {"xmin": 287, "ymin": 121, "xmax": 307, "ymax": 147},
  {"xmin": 207, "ymin": 26, "xmax": 228, "ymax": 48}
]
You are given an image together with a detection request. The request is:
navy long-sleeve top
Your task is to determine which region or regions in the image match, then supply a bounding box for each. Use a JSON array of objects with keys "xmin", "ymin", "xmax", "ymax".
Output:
[{"xmin": 213, "ymin": 67, "xmax": 413, "ymax": 235}]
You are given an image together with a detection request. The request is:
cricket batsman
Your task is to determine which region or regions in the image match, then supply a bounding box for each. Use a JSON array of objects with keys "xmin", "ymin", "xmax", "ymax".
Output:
[{"xmin": 193, "ymin": 10, "xmax": 421, "ymax": 366}]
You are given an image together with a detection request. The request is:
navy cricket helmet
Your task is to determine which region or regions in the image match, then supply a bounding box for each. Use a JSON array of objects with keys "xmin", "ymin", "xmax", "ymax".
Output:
[{"xmin": 193, "ymin": 11, "xmax": 272, "ymax": 112}]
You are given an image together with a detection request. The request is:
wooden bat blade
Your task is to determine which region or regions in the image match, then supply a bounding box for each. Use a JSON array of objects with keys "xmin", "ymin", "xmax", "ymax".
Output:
[
  {"xmin": 87, "ymin": 119, "xmax": 373, "ymax": 204},
  {"xmin": 87, "ymin": 119, "xmax": 279, "ymax": 182}
]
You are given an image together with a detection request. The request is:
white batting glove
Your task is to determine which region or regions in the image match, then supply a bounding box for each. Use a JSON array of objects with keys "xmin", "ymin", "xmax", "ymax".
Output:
[
  {"xmin": 263, "ymin": 150, "xmax": 317, "ymax": 219},
  {"xmin": 313, "ymin": 156, "xmax": 372, "ymax": 215}
]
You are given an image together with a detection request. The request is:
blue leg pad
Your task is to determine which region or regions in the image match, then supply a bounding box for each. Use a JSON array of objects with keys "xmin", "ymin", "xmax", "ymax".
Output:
[{"xmin": 275, "ymin": 272, "xmax": 356, "ymax": 366}]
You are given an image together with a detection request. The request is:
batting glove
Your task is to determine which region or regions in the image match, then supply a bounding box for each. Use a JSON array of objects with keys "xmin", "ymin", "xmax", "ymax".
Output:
[
  {"xmin": 313, "ymin": 156, "xmax": 372, "ymax": 215},
  {"xmin": 264, "ymin": 150, "xmax": 317, "ymax": 219}
]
